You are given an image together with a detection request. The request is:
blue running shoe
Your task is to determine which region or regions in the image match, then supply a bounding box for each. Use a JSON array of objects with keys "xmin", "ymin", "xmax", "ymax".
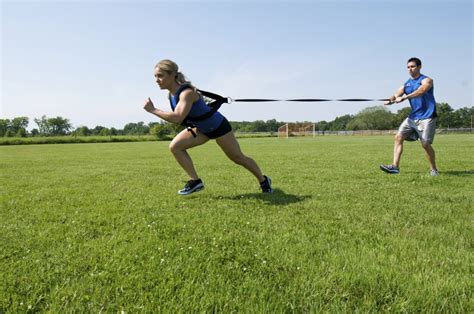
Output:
[
  {"xmin": 260, "ymin": 175, "xmax": 273, "ymax": 193},
  {"xmin": 380, "ymin": 164, "xmax": 400, "ymax": 174},
  {"xmin": 178, "ymin": 179, "xmax": 204, "ymax": 195}
]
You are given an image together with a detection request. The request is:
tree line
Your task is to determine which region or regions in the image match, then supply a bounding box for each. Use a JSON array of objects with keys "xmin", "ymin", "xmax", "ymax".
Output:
[
  {"xmin": 316, "ymin": 103, "xmax": 473, "ymax": 132},
  {"xmin": 1, "ymin": 103, "xmax": 472, "ymax": 138}
]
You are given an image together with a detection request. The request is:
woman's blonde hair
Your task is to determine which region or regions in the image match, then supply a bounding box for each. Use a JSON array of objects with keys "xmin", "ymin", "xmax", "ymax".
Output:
[{"xmin": 155, "ymin": 59, "xmax": 194, "ymax": 88}]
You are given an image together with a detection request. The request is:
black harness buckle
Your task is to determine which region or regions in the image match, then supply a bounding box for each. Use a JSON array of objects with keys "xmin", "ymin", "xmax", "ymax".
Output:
[{"xmin": 186, "ymin": 127, "xmax": 197, "ymax": 138}]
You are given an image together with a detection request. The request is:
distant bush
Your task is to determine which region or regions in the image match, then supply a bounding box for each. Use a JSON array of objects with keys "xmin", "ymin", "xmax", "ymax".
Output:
[{"xmin": 0, "ymin": 135, "xmax": 159, "ymax": 145}]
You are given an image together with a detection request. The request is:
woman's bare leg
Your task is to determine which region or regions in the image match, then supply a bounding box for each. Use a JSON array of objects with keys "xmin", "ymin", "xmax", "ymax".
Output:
[
  {"xmin": 215, "ymin": 131, "xmax": 265, "ymax": 183},
  {"xmin": 169, "ymin": 129, "xmax": 209, "ymax": 180}
]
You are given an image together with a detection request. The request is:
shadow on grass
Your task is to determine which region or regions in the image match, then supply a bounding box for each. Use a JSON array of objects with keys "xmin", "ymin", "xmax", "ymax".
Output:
[
  {"xmin": 441, "ymin": 170, "xmax": 474, "ymax": 177},
  {"xmin": 218, "ymin": 188, "xmax": 311, "ymax": 206}
]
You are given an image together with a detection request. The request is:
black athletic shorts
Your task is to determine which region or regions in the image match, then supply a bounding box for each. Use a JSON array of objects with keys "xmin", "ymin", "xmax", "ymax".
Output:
[{"xmin": 201, "ymin": 117, "xmax": 232, "ymax": 139}]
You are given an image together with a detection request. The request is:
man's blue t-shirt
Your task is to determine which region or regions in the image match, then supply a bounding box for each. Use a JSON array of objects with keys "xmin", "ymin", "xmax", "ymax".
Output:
[{"xmin": 404, "ymin": 74, "xmax": 437, "ymax": 119}]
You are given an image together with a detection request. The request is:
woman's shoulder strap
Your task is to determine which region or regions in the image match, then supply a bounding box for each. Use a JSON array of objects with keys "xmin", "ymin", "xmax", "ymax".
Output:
[{"xmin": 174, "ymin": 83, "xmax": 193, "ymax": 102}]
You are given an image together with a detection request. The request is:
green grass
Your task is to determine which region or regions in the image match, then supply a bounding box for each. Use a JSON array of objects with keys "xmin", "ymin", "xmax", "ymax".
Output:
[{"xmin": 1, "ymin": 135, "xmax": 472, "ymax": 312}]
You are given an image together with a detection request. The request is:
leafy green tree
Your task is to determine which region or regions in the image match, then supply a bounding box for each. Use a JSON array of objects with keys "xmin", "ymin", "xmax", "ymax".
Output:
[
  {"xmin": 346, "ymin": 106, "xmax": 394, "ymax": 130},
  {"xmin": 393, "ymin": 107, "xmax": 412, "ymax": 127},
  {"xmin": 99, "ymin": 128, "xmax": 110, "ymax": 136},
  {"xmin": 169, "ymin": 123, "xmax": 184, "ymax": 135},
  {"xmin": 454, "ymin": 107, "xmax": 474, "ymax": 128},
  {"xmin": 148, "ymin": 122, "xmax": 160, "ymax": 129},
  {"xmin": 330, "ymin": 114, "xmax": 353, "ymax": 131},
  {"xmin": 16, "ymin": 128, "xmax": 27, "ymax": 137},
  {"xmin": 436, "ymin": 103, "xmax": 454, "ymax": 128},
  {"xmin": 10, "ymin": 117, "xmax": 29, "ymax": 135},
  {"xmin": 315, "ymin": 120, "xmax": 329, "ymax": 131},
  {"xmin": 76, "ymin": 126, "xmax": 91, "ymax": 136},
  {"xmin": 229, "ymin": 120, "xmax": 284, "ymax": 133},
  {"xmin": 90, "ymin": 126, "xmax": 106, "ymax": 135},
  {"xmin": 150, "ymin": 122, "xmax": 174, "ymax": 139},
  {"xmin": 265, "ymin": 119, "xmax": 280, "ymax": 132},
  {"xmin": 0, "ymin": 117, "xmax": 29, "ymax": 137},
  {"xmin": 34, "ymin": 116, "xmax": 49, "ymax": 135},
  {"xmin": 345, "ymin": 118, "xmax": 366, "ymax": 131},
  {"xmin": 34, "ymin": 116, "xmax": 72, "ymax": 136},
  {"xmin": 48, "ymin": 116, "xmax": 72, "ymax": 135},
  {"xmin": 252, "ymin": 120, "xmax": 267, "ymax": 132},
  {"xmin": 231, "ymin": 121, "xmax": 250, "ymax": 132},
  {"xmin": 4, "ymin": 129, "xmax": 14, "ymax": 137},
  {"xmin": 110, "ymin": 127, "xmax": 119, "ymax": 136},
  {"xmin": 0, "ymin": 119, "xmax": 10, "ymax": 137},
  {"xmin": 30, "ymin": 129, "xmax": 39, "ymax": 137},
  {"xmin": 123, "ymin": 122, "xmax": 149, "ymax": 135}
]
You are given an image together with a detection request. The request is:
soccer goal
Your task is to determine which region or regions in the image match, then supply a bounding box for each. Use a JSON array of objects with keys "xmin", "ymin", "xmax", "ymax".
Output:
[{"xmin": 278, "ymin": 122, "xmax": 315, "ymax": 138}]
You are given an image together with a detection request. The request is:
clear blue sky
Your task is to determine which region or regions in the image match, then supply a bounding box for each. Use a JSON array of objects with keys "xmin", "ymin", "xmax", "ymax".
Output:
[{"xmin": 2, "ymin": 0, "xmax": 472, "ymax": 129}]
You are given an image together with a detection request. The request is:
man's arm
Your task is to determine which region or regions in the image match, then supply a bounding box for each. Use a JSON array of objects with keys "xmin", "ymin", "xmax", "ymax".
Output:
[{"xmin": 384, "ymin": 85, "xmax": 405, "ymax": 105}]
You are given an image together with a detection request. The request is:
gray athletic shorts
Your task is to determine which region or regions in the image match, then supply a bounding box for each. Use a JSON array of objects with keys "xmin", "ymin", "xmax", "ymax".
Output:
[{"xmin": 398, "ymin": 117, "xmax": 437, "ymax": 144}]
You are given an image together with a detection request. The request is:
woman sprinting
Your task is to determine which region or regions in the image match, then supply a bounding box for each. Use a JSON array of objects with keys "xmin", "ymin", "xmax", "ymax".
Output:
[{"xmin": 143, "ymin": 59, "xmax": 272, "ymax": 195}]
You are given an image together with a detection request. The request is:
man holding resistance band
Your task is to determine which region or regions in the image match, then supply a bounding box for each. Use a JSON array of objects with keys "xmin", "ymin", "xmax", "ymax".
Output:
[
  {"xmin": 143, "ymin": 59, "xmax": 272, "ymax": 195},
  {"xmin": 381, "ymin": 57, "xmax": 439, "ymax": 176}
]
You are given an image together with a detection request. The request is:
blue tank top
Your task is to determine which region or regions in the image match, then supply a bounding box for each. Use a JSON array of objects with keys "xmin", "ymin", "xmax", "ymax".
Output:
[
  {"xmin": 170, "ymin": 85, "xmax": 225, "ymax": 133},
  {"xmin": 404, "ymin": 74, "xmax": 437, "ymax": 119}
]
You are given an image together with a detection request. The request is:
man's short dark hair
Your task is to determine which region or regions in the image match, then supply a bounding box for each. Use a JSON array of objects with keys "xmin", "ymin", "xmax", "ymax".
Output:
[{"xmin": 407, "ymin": 57, "xmax": 422, "ymax": 66}]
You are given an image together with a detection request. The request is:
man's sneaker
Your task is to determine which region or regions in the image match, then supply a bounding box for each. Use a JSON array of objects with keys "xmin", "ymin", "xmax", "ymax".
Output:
[
  {"xmin": 380, "ymin": 164, "xmax": 400, "ymax": 174},
  {"xmin": 178, "ymin": 179, "xmax": 204, "ymax": 195},
  {"xmin": 430, "ymin": 169, "xmax": 439, "ymax": 176},
  {"xmin": 260, "ymin": 175, "xmax": 273, "ymax": 193}
]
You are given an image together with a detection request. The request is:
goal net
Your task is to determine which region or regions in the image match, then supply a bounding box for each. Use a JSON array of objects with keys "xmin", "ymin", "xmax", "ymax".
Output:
[{"xmin": 278, "ymin": 122, "xmax": 315, "ymax": 138}]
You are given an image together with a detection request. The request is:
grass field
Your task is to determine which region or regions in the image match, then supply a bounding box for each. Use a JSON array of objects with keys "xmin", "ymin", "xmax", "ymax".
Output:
[{"xmin": 1, "ymin": 135, "xmax": 472, "ymax": 312}]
